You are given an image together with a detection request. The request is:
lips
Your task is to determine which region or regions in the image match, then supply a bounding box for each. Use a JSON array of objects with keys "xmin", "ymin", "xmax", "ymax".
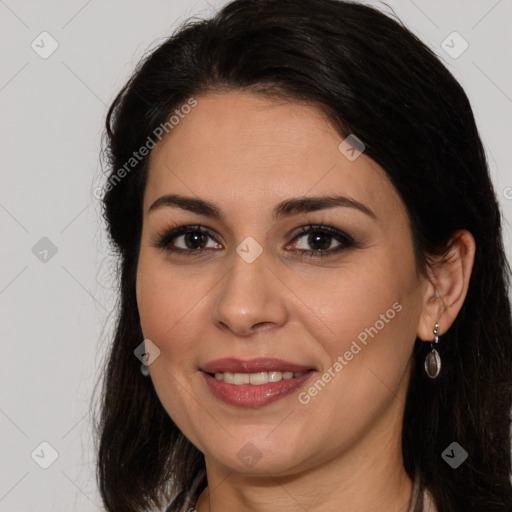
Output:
[
  {"xmin": 199, "ymin": 357, "xmax": 316, "ymax": 408},
  {"xmin": 200, "ymin": 357, "xmax": 314, "ymax": 374}
]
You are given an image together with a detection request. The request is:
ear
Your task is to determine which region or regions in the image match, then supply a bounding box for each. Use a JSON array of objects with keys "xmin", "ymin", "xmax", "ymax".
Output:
[{"xmin": 416, "ymin": 230, "xmax": 476, "ymax": 341}]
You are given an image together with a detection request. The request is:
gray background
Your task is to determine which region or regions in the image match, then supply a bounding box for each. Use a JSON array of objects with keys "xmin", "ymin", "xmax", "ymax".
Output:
[{"xmin": 1, "ymin": 0, "xmax": 511, "ymax": 510}]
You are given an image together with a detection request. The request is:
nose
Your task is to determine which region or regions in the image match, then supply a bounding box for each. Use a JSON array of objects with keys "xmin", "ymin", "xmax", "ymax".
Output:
[{"xmin": 211, "ymin": 248, "xmax": 289, "ymax": 336}]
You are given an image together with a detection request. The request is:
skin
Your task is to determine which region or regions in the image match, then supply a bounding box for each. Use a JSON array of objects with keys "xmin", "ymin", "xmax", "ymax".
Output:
[{"xmin": 135, "ymin": 91, "xmax": 475, "ymax": 512}]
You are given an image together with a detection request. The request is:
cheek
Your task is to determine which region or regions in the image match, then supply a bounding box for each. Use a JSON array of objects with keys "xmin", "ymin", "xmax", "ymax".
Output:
[
  {"xmin": 293, "ymin": 251, "xmax": 420, "ymax": 389},
  {"xmin": 288, "ymin": 266, "xmax": 420, "ymax": 447},
  {"xmin": 135, "ymin": 255, "xmax": 213, "ymax": 439},
  {"xmin": 136, "ymin": 254, "xmax": 217, "ymax": 366},
  {"xmin": 299, "ymin": 262, "xmax": 405, "ymax": 342}
]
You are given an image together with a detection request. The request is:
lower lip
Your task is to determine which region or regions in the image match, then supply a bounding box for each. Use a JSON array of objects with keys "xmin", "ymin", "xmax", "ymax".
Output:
[{"xmin": 201, "ymin": 371, "xmax": 316, "ymax": 408}]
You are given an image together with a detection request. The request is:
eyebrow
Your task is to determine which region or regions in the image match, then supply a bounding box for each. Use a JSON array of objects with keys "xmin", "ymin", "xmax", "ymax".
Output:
[{"xmin": 148, "ymin": 193, "xmax": 377, "ymax": 220}]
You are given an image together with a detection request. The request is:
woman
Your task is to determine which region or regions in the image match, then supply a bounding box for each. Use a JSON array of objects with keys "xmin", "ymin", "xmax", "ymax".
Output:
[{"xmin": 93, "ymin": 0, "xmax": 512, "ymax": 510}]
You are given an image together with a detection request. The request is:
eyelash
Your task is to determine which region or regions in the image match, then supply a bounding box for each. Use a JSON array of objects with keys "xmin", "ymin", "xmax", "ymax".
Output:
[{"xmin": 151, "ymin": 224, "xmax": 357, "ymax": 259}]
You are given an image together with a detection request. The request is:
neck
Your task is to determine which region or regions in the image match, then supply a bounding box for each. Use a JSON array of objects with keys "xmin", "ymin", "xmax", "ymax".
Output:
[{"xmin": 196, "ymin": 456, "xmax": 412, "ymax": 512}]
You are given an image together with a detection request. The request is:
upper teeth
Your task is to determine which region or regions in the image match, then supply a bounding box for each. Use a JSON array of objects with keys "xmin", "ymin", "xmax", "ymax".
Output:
[{"xmin": 214, "ymin": 371, "xmax": 306, "ymax": 385}]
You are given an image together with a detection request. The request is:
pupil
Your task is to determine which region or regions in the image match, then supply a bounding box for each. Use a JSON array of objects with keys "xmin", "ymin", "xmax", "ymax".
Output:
[
  {"xmin": 308, "ymin": 233, "xmax": 331, "ymax": 251},
  {"xmin": 185, "ymin": 232, "xmax": 207, "ymax": 249}
]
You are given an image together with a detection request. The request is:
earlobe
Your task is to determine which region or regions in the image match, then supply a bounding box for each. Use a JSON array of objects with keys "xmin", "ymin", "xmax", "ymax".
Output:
[{"xmin": 416, "ymin": 229, "xmax": 476, "ymax": 342}]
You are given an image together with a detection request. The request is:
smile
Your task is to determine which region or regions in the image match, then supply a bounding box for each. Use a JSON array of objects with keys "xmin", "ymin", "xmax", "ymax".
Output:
[
  {"xmin": 201, "ymin": 370, "xmax": 315, "ymax": 408},
  {"xmin": 211, "ymin": 370, "xmax": 306, "ymax": 385}
]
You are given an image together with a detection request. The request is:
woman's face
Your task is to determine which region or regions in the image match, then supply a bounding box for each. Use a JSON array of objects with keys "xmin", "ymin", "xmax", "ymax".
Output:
[{"xmin": 136, "ymin": 91, "xmax": 429, "ymax": 476}]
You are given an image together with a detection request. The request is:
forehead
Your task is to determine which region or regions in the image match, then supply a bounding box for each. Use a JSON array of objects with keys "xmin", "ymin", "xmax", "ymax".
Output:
[{"xmin": 144, "ymin": 91, "xmax": 403, "ymax": 222}]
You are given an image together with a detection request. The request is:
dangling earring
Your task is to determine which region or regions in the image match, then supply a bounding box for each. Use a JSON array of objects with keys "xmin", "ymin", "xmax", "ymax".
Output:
[{"xmin": 424, "ymin": 323, "xmax": 441, "ymax": 379}]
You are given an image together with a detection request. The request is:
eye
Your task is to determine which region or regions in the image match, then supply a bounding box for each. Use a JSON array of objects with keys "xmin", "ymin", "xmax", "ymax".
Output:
[
  {"xmin": 152, "ymin": 223, "xmax": 356, "ymax": 258},
  {"xmin": 286, "ymin": 225, "xmax": 355, "ymax": 258},
  {"xmin": 152, "ymin": 225, "xmax": 222, "ymax": 255}
]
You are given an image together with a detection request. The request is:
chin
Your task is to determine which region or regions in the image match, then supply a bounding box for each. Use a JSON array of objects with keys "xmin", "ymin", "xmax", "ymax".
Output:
[{"xmin": 205, "ymin": 436, "xmax": 317, "ymax": 477}]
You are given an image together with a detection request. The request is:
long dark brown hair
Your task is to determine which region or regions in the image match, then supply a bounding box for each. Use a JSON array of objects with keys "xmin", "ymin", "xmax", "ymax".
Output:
[{"xmin": 92, "ymin": 1, "xmax": 512, "ymax": 510}]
